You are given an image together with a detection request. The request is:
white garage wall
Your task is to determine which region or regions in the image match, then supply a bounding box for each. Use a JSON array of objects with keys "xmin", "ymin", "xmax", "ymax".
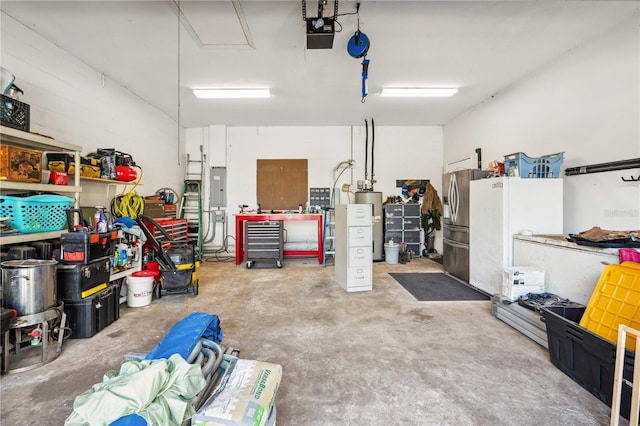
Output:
[
  {"xmin": 443, "ymin": 17, "xmax": 640, "ymax": 233},
  {"xmin": 1, "ymin": 14, "xmax": 184, "ymax": 207},
  {"xmin": 186, "ymin": 125, "xmax": 443, "ymax": 253}
]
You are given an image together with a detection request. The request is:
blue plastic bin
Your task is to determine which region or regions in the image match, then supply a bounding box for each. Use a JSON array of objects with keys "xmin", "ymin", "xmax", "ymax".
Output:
[
  {"xmin": 504, "ymin": 152, "xmax": 564, "ymax": 178},
  {"xmin": 0, "ymin": 194, "xmax": 74, "ymax": 233}
]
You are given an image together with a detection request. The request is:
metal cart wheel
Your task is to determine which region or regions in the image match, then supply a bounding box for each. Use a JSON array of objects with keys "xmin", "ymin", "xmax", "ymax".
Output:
[
  {"xmin": 246, "ymin": 261, "xmax": 253, "ymax": 269},
  {"xmin": 276, "ymin": 260, "xmax": 282, "ymax": 268},
  {"xmin": 193, "ymin": 280, "xmax": 199, "ymax": 296}
]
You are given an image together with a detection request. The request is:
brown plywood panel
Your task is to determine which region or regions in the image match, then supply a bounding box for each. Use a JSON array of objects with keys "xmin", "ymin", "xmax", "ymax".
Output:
[{"xmin": 257, "ymin": 159, "xmax": 308, "ymax": 210}]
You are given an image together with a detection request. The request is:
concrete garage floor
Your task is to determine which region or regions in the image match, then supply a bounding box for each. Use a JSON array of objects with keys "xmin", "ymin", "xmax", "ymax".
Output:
[{"xmin": 0, "ymin": 256, "xmax": 621, "ymax": 425}]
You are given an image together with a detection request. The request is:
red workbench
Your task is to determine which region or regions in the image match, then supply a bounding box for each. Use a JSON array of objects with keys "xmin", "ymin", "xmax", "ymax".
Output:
[{"xmin": 234, "ymin": 213, "xmax": 323, "ymax": 265}]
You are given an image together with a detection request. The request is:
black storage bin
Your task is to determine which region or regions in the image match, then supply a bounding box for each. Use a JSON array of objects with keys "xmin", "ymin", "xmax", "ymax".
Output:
[
  {"xmin": 30, "ymin": 241, "xmax": 53, "ymax": 260},
  {"xmin": 543, "ymin": 306, "xmax": 637, "ymax": 420},
  {"xmin": 60, "ymin": 231, "xmax": 114, "ymax": 264},
  {"xmin": 57, "ymin": 258, "xmax": 111, "ymax": 301},
  {"xmin": 1, "ymin": 94, "xmax": 30, "ymax": 132},
  {"xmin": 64, "ymin": 285, "xmax": 119, "ymax": 339},
  {"xmin": 96, "ymin": 285, "xmax": 119, "ymax": 330},
  {"xmin": 6, "ymin": 245, "xmax": 36, "ymax": 260},
  {"xmin": 64, "ymin": 295, "xmax": 99, "ymax": 339},
  {"xmin": 95, "ymin": 287, "xmax": 110, "ymax": 332}
]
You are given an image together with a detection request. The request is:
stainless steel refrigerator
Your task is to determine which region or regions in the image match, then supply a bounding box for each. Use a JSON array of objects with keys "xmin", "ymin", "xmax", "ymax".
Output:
[{"xmin": 442, "ymin": 169, "xmax": 491, "ymax": 282}]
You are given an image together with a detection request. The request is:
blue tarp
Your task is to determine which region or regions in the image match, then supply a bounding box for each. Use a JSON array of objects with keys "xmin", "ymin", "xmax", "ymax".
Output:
[
  {"xmin": 108, "ymin": 312, "xmax": 223, "ymax": 426},
  {"xmin": 144, "ymin": 312, "xmax": 223, "ymax": 361}
]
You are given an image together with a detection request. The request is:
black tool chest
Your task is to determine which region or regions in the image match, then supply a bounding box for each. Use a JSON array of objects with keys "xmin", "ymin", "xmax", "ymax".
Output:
[
  {"xmin": 64, "ymin": 284, "xmax": 120, "ymax": 339},
  {"xmin": 56, "ymin": 258, "xmax": 111, "ymax": 300},
  {"xmin": 59, "ymin": 231, "xmax": 115, "ymax": 264},
  {"xmin": 57, "ymin": 229, "xmax": 119, "ymax": 338},
  {"xmin": 244, "ymin": 221, "xmax": 283, "ymax": 268}
]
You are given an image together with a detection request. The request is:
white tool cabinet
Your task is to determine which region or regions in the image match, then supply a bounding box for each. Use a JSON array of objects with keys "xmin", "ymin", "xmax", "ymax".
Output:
[{"xmin": 335, "ymin": 204, "xmax": 373, "ymax": 292}]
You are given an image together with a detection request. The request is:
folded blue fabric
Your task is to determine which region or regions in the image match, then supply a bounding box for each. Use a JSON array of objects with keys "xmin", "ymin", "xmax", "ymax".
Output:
[
  {"xmin": 113, "ymin": 217, "xmax": 137, "ymax": 228},
  {"xmin": 144, "ymin": 312, "xmax": 223, "ymax": 361}
]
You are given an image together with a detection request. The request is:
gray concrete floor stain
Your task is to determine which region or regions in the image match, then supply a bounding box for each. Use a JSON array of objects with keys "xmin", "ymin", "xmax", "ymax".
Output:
[{"xmin": 0, "ymin": 256, "xmax": 620, "ymax": 425}]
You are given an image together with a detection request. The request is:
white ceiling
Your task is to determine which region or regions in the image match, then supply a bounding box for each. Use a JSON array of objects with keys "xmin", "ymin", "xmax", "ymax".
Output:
[{"xmin": 1, "ymin": 1, "xmax": 638, "ymax": 127}]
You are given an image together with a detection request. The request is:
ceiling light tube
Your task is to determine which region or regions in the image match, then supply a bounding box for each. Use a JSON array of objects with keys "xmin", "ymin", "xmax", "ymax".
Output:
[
  {"xmin": 193, "ymin": 89, "xmax": 271, "ymax": 99},
  {"xmin": 380, "ymin": 87, "xmax": 458, "ymax": 97}
]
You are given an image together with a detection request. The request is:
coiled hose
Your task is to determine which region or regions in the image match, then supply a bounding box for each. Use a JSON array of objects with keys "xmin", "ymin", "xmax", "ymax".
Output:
[{"xmin": 110, "ymin": 167, "xmax": 145, "ymax": 218}]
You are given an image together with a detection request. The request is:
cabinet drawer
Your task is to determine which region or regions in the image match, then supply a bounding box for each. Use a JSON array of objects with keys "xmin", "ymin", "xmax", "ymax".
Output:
[
  {"xmin": 406, "ymin": 243, "xmax": 421, "ymax": 257},
  {"xmin": 348, "ymin": 246, "xmax": 372, "ymax": 267},
  {"xmin": 346, "ymin": 204, "xmax": 372, "ymax": 226},
  {"xmin": 348, "ymin": 226, "xmax": 372, "ymax": 247},
  {"xmin": 347, "ymin": 266, "xmax": 372, "ymax": 289},
  {"xmin": 385, "ymin": 217, "xmax": 403, "ymax": 230},
  {"xmin": 385, "ymin": 230, "xmax": 402, "ymax": 243},
  {"xmin": 403, "ymin": 217, "xmax": 421, "ymax": 229},
  {"xmin": 403, "ymin": 230, "xmax": 421, "ymax": 243},
  {"xmin": 403, "ymin": 204, "xmax": 421, "ymax": 217},
  {"xmin": 384, "ymin": 205, "xmax": 403, "ymax": 216}
]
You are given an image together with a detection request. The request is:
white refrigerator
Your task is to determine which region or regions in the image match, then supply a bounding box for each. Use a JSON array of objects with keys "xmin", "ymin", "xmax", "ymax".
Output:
[{"xmin": 469, "ymin": 177, "xmax": 564, "ymax": 295}]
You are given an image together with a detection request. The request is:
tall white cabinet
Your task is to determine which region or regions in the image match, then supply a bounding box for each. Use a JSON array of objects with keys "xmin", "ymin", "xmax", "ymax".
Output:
[
  {"xmin": 335, "ymin": 204, "xmax": 373, "ymax": 292},
  {"xmin": 469, "ymin": 177, "xmax": 564, "ymax": 296}
]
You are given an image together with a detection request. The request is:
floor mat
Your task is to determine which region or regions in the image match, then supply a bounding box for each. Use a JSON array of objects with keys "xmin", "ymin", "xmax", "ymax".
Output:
[{"xmin": 389, "ymin": 272, "xmax": 489, "ymax": 302}]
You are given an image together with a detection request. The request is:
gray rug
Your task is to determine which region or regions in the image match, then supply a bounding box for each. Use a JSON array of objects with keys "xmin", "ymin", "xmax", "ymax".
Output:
[{"xmin": 389, "ymin": 272, "xmax": 489, "ymax": 301}]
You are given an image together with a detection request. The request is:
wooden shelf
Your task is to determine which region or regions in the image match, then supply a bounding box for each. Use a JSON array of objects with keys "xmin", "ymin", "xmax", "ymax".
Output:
[{"xmin": 81, "ymin": 176, "xmax": 142, "ymax": 185}]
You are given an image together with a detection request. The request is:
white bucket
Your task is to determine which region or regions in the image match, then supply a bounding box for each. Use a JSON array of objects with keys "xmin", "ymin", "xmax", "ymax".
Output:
[
  {"xmin": 126, "ymin": 274, "xmax": 154, "ymax": 307},
  {"xmin": 384, "ymin": 243, "xmax": 400, "ymax": 265}
]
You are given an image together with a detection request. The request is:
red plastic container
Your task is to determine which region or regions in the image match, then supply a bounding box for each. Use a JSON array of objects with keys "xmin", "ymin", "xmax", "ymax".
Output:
[{"xmin": 144, "ymin": 261, "xmax": 160, "ymax": 283}]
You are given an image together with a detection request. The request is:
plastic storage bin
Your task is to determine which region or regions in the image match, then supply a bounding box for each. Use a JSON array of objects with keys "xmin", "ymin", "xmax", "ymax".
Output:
[
  {"xmin": 56, "ymin": 258, "xmax": 111, "ymax": 300},
  {"xmin": 543, "ymin": 306, "xmax": 636, "ymax": 420},
  {"xmin": 64, "ymin": 284, "xmax": 119, "ymax": 339},
  {"xmin": 0, "ymin": 194, "xmax": 74, "ymax": 233},
  {"xmin": 503, "ymin": 152, "xmax": 564, "ymax": 178},
  {"xmin": 1, "ymin": 94, "xmax": 30, "ymax": 132},
  {"xmin": 578, "ymin": 262, "xmax": 640, "ymax": 351}
]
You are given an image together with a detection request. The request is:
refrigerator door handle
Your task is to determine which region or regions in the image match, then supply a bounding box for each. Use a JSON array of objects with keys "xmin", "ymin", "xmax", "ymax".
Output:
[
  {"xmin": 444, "ymin": 238, "xmax": 468, "ymax": 249},
  {"xmin": 449, "ymin": 173, "xmax": 459, "ymax": 223}
]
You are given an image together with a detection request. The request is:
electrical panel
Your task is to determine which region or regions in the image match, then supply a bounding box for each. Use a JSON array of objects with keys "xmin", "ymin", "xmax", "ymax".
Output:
[{"xmin": 209, "ymin": 167, "xmax": 227, "ymax": 207}]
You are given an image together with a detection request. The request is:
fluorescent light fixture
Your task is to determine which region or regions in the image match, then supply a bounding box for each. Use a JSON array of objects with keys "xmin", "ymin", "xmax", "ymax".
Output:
[
  {"xmin": 380, "ymin": 87, "xmax": 458, "ymax": 97},
  {"xmin": 193, "ymin": 88, "xmax": 271, "ymax": 99}
]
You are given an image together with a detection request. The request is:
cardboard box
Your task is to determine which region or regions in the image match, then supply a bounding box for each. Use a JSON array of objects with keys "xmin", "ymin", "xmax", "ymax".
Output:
[
  {"xmin": 144, "ymin": 199, "xmax": 165, "ymax": 218},
  {"xmin": 192, "ymin": 358, "xmax": 282, "ymax": 426},
  {"xmin": 503, "ymin": 266, "xmax": 545, "ymax": 300},
  {"xmin": 0, "ymin": 145, "xmax": 42, "ymax": 182}
]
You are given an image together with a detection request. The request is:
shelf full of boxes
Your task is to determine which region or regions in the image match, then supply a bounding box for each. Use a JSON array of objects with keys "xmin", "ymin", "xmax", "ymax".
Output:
[
  {"xmin": 1, "ymin": 125, "xmax": 142, "ymax": 347},
  {"xmin": 1, "ymin": 125, "xmax": 82, "ymax": 244}
]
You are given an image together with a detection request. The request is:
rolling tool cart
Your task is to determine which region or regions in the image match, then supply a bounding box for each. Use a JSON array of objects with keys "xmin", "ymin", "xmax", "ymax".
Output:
[
  {"xmin": 244, "ymin": 220, "xmax": 283, "ymax": 269},
  {"xmin": 136, "ymin": 215, "xmax": 199, "ymax": 298}
]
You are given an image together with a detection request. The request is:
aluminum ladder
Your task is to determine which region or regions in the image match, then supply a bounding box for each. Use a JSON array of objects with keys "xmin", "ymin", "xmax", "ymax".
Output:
[
  {"xmin": 179, "ymin": 180, "xmax": 203, "ymax": 259},
  {"xmin": 322, "ymin": 207, "xmax": 335, "ymax": 266},
  {"xmin": 180, "ymin": 147, "xmax": 205, "ymax": 258}
]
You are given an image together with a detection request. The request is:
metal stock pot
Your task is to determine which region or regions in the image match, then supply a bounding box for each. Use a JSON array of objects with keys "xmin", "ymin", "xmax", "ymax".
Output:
[{"xmin": 1, "ymin": 259, "xmax": 57, "ymax": 316}]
